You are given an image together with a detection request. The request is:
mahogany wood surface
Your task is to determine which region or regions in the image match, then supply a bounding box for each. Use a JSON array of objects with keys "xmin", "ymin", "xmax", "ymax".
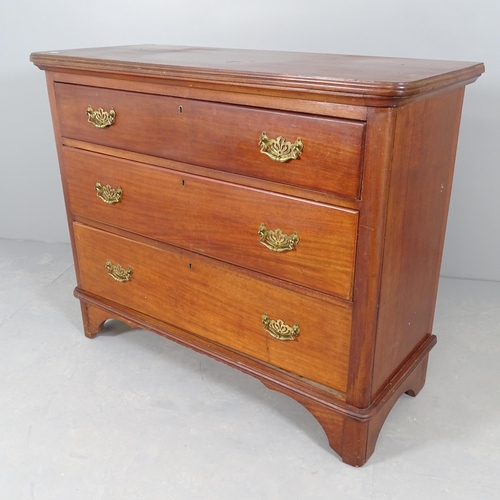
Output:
[
  {"xmin": 75, "ymin": 290, "xmax": 435, "ymax": 466},
  {"xmin": 31, "ymin": 45, "xmax": 484, "ymax": 106},
  {"xmin": 62, "ymin": 138, "xmax": 361, "ymax": 210},
  {"xmin": 63, "ymin": 147, "xmax": 358, "ymax": 299},
  {"xmin": 32, "ymin": 45, "xmax": 484, "ymax": 466},
  {"xmin": 74, "ymin": 222, "xmax": 352, "ymax": 391},
  {"xmin": 345, "ymin": 107, "xmax": 398, "ymax": 409},
  {"xmin": 371, "ymin": 88, "xmax": 466, "ymax": 397},
  {"xmin": 50, "ymin": 71, "xmax": 368, "ymax": 121},
  {"xmin": 55, "ymin": 83, "xmax": 365, "ymax": 199}
]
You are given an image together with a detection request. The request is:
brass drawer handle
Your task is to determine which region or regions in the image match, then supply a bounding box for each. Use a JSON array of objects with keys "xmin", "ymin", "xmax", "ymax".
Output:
[
  {"xmin": 258, "ymin": 223, "xmax": 299, "ymax": 253},
  {"xmin": 105, "ymin": 259, "xmax": 132, "ymax": 282},
  {"xmin": 262, "ymin": 313, "xmax": 300, "ymax": 341},
  {"xmin": 95, "ymin": 181, "xmax": 123, "ymax": 204},
  {"xmin": 87, "ymin": 105, "xmax": 116, "ymax": 128},
  {"xmin": 259, "ymin": 132, "xmax": 303, "ymax": 162}
]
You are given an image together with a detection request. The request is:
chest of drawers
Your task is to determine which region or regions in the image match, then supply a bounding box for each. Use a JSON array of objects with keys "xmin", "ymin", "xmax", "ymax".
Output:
[{"xmin": 30, "ymin": 46, "xmax": 483, "ymax": 466}]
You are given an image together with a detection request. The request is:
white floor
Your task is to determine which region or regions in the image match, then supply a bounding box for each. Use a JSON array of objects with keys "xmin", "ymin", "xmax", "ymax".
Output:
[{"xmin": 1, "ymin": 239, "xmax": 499, "ymax": 500}]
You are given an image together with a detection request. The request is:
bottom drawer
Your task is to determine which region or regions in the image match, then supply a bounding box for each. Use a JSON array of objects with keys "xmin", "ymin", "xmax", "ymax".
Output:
[{"xmin": 73, "ymin": 223, "xmax": 352, "ymax": 392}]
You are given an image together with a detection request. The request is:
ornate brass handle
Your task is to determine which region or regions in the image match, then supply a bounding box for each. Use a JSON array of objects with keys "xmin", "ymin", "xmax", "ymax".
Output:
[
  {"xmin": 95, "ymin": 181, "xmax": 123, "ymax": 204},
  {"xmin": 259, "ymin": 132, "xmax": 303, "ymax": 162},
  {"xmin": 87, "ymin": 105, "xmax": 116, "ymax": 128},
  {"xmin": 258, "ymin": 223, "xmax": 299, "ymax": 253},
  {"xmin": 262, "ymin": 313, "xmax": 300, "ymax": 341},
  {"xmin": 105, "ymin": 260, "xmax": 132, "ymax": 282}
]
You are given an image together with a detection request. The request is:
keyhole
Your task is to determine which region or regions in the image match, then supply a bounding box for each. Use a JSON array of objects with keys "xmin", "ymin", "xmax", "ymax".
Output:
[
  {"xmin": 188, "ymin": 263, "xmax": 192, "ymax": 270},
  {"xmin": 181, "ymin": 179, "xmax": 186, "ymax": 186},
  {"xmin": 179, "ymin": 106, "xmax": 183, "ymax": 114}
]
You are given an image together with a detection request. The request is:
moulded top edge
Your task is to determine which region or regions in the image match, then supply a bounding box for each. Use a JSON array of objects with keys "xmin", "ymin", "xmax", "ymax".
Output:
[{"xmin": 30, "ymin": 45, "xmax": 485, "ymax": 101}]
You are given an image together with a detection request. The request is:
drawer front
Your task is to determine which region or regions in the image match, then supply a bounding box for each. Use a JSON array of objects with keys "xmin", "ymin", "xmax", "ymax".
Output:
[
  {"xmin": 55, "ymin": 83, "xmax": 365, "ymax": 199},
  {"xmin": 74, "ymin": 223, "xmax": 352, "ymax": 392},
  {"xmin": 64, "ymin": 147, "xmax": 358, "ymax": 300}
]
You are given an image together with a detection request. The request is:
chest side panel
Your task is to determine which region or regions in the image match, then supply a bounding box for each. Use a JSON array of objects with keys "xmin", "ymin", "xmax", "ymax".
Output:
[{"xmin": 371, "ymin": 87, "xmax": 465, "ymax": 397}]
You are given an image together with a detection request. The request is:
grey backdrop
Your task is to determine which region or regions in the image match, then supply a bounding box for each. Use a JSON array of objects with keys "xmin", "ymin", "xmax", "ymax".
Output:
[{"xmin": 1, "ymin": 0, "xmax": 498, "ymax": 281}]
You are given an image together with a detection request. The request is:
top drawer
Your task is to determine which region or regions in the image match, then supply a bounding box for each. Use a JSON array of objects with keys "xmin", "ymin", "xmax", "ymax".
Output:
[{"xmin": 54, "ymin": 83, "xmax": 365, "ymax": 199}]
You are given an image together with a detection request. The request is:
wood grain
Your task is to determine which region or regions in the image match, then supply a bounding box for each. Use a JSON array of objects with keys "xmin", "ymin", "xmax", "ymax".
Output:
[
  {"xmin": 55, "ymin": 83, "xmax": 365, "ymax": 199},
  {"xmin": 371, "ymin": 88, "xmax": 466, "ymax": 397},
  {"xmin": 75, "ymin": 290, "xmax": 435, "ymax": 466},
  {"xmin": 73, "ymin": 222, "xmax": 353, "ymax": 392},
  {"xmin": 50, "ymin": 71, "xmax": 368, "ymax": 121},
  {"xmin": 62, "ymin": 138, "xmax": 361, "ymax": 211},
  {"xmin": 31, "ymin": 45, "xmax": 484, "ymax": 106},
  {"xmin": 32, "ymin": 46, "xmax": 483, "ymax": 466},
  {"xmin": 346, "ymin": 107, "xmax": 397, "ymax": 408},
  {"xmin": 64, "ymin": 147, "xmax": 358, "ymax": 299}
]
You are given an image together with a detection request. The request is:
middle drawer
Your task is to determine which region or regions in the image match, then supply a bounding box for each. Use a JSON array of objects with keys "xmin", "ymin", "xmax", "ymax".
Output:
[{"xmin": 63, "ymin": 147, "xmax": 358, "ymax": 300}]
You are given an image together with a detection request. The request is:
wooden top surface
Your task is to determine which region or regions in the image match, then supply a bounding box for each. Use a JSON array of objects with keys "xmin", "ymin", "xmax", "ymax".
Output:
[{"xmin": 30, "ymin": 45, "xmax": 484, "ymax": 104}]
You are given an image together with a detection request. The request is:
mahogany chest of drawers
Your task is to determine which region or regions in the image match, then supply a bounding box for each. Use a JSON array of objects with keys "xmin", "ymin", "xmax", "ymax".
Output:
[{"xmin": 30, "ymin": 46, "xmax": 483, "ymax": 466}]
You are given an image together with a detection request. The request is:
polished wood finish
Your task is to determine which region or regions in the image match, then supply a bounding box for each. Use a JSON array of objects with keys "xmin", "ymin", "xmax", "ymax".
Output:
[
  {"xmin": 75, "ymin": 287, "xmax": 435, "ymax": 468},
  {"xmin": 63, "ymin": 147, "xmax": 358, "ymax": 299},
  {"xmin": 31, "ymin": 45, "xmax": 483, "ymax": 106},
  {"xmin": 346, "ymin": 106, "xmax": 398, "ymax": 409},
  {"xmin": 55, "ymin": 83, "xmax": 365, "ymax": 198},
  {"xmin": 31, "ymin": 45, "xmax": 484, "ymax": 466},
  {"xmin": 74, "ymin": 222, "xmax": 352, "ymax": 390},
  {"xmin": 62, "ymin": 138, "xmax": 361, "ymax": 210},
  {"xmin": 372, "ymin": 88, "xmax": 466, "ymax": 397}
]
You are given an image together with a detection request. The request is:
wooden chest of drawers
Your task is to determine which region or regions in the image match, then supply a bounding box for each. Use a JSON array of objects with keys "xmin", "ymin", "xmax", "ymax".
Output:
[{"xmin": 31, "ymin": 46, "xmax": 483, "ymax": 466}]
